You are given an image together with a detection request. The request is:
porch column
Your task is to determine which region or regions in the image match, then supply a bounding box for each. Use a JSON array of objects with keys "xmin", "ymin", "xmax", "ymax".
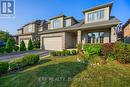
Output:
[
  {"xmin": 111, "ymin": 26, "xmax": 117, "ymax": 43},
  {"xmin": 77, "ymin": 30, "xmax": 82, "ymax": 44}
]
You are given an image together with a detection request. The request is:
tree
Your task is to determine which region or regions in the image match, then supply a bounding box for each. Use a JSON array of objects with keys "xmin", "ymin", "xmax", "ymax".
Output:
[
  {"xmin": 14, "ymin": 45, "xmax": 19, "ymax": 52},
  {"xmin": 28, "ymin": 39, "xmax": 33, "ymax": 50},
  {"xmin": 0, "ymin": 30, "xmax": 10, "ymax": 42},
  {"xmin": 20, "ymin": 41, "xmax": 26, "ymax": 51},
  {"xmin": 33, "ymin": 39, "xmax": 40, "ymax": 48},
  {"xmin": 5, "ymin": 38, "xmax": 13, "ymax": 53}
]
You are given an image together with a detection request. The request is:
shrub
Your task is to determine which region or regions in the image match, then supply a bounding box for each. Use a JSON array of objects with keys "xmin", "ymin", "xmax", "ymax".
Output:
[
  {"xmin": 20, "ymin": 40, "xmax": 26, "ymax": 51},
  {"xmin": 50, "ymin": 51, "xmax": 57, "ymax": 56},
  {"xmin": 0, "ymin": 62, "xmax": 9, "ymax": 74},
  {"xmin": 33, "ymin": 39, "xmax": 40, "ymax": 48},
  {"xmin": 23, "ymin": 54, "xmax": 40, "ymax": 65},
  {"xmin": 28, "ymin": 39, "xmax": 34, "ymax": 50},
  {"xmin": 9, "ymin": 58, "xmax": 25, "ymax": 70},
  {"xmin": 5, "ymin": 38, "xmax": 13, "ymax": 53},
  {"xmin": 50, "ymin": 50, "xmax": 76, "ymax": 56},
  {"xmin": 77, "ymin": 43, "xmax": 82, "ymax": 53},
  {"xmin": 114, "ymin": 42, "xmax": 130, "ymax": 64},
  {"xmin": 102, "ymin": 43, "xmax": 115, "ymax": 57},
  {"xmin": 83, "ymin": 44, "xmax": 102, "ymax": 56},
  {"xmin": 64, "ymin": 50, "xmax": 71, "ymax": 56},
  {"xmin": 0, "ymin": 47, "xmax": 5, "ymax": 53},
  {"xmin": 71, "ymin": 50, "xmax": 77, "ymax": 55},
  {"xmin": 14, "ymin": 45, "xmax": 19, "ymax": 52}
]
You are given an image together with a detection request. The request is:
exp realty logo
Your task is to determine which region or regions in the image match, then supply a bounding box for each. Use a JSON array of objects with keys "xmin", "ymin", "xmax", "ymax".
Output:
[{"xmin": 0, "ymin": 0, "xmax": 15, "ymax": 18}]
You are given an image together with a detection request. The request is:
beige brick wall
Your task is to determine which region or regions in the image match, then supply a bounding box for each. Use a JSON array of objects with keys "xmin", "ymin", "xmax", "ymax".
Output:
[
  {"xmin": 23, "ymin": 24, "xmax": 35, "ymax": 34},
  {"xmin": 124, "ymin": 24, "xmax": 130, "ymax": 37}
]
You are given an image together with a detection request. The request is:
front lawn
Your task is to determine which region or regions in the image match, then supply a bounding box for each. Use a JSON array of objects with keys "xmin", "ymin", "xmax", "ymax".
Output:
[{"xmin": 0, "ymin": 56, "xmax": 130, "ymax": 87}]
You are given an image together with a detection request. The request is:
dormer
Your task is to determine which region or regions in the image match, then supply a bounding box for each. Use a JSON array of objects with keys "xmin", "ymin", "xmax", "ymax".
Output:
[
  {"xmin": 83, "ymin": 2, "xmax": 113, "ymax": 24},
  {"xmin": 48, "ymin": 15, "xmax": 78, "ymax": 29},
  {"xmin": 18, "ymin": 28, "xmax": 23, "ymax": 35},
  {"xmin": 18, "ymin": 20, "xmax": 47, "ymax": 35},
  {"xmin": 64, "ymin": 16, "xmax": 78, "ymax": 27},
  {"xmin": 49, "ymin": 15, "xmax": 65, "ymax": 29}
]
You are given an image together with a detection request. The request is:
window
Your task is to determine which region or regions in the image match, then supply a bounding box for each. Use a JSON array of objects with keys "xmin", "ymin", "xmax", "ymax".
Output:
[
  {"xmin": 38, "ymin": 27, "xmax": 42, "ymax": 31},
  {"xmin": 27, "ymin": 25, "xmax": 33, "ymax": 33},
  {"xmin": 65, "ymin": 19, "xmax": 71, "ymax": 27},
  {"xmin": 88, "ymin": 32, "xmax": 104, "ymax": 43},
  {"xmin": 88, "ymin": 10, "xmax": 105, "ymax": 22},
  {"xmin": 53, "ymin": 19, "xmax": 61, "ymax": 29},
  {"xmin": 18, "ymin": 30, "xmax": 22, "ymax": 34}
]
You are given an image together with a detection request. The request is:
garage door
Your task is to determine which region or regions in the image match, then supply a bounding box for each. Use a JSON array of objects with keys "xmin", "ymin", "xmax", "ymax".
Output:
[
  {"xmin": 43, "ymin": 37, "xmax": 62, "ymax": 51},
  {"xmin": 23, "ymin": 39, "xmax": 29, "ymax": 48}
]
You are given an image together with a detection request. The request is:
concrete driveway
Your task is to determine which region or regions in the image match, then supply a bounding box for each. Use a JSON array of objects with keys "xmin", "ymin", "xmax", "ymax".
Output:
[{"xmin": 0, "ymin": 50, "xmax": 50, "ymax": 62}]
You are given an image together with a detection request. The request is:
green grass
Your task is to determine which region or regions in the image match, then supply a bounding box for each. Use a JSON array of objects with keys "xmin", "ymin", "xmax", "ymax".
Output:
[{"xmin": 0, "ymin": 56, "xmax": 130, "ymax": 87}]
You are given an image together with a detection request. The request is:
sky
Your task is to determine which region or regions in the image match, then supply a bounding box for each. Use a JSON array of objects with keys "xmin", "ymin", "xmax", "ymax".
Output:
[{"xmin": 0, "ymin": 0, "xmax": 130, "ymax": 35}]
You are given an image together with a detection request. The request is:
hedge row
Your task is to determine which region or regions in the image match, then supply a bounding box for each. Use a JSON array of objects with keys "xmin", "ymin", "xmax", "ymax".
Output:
[
  {"xmin": 50, "ymin": 50, "xmax": 77, "ymax": 56},
  {"xmin": 83, "ymin": 42, "xmax": 130, "ymax": 64},
  {"xmin": 0, "ymin": 54, "xmax": 39, "ymax": 74}
]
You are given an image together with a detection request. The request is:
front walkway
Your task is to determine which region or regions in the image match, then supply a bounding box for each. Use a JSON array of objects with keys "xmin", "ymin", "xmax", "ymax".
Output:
[{"xmin": 0, "ymin": 50, "xmax": 49, "ymax": 62}]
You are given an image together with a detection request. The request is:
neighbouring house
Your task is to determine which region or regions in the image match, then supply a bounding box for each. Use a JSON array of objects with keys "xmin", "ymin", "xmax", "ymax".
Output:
[
  {"xmin": 12, "ymin": 35, "xmax": 19, "ymax": 45},
  {"xmin": 123, "ymin": 19, "xmax": 130, "ymax": 43},
  {"xmin": 17, "ymin": 20, "xmax": 48, "ymax": 47},
  {"xmin": 39, "ymin": 2, "xmax": 121, "ymax": 51}
]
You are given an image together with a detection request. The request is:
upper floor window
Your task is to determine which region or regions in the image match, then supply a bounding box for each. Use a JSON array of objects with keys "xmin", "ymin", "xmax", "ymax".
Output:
[
  {"xmin": 27, "ymin": 25, "xmax": 33, "ymax": 33},
  {"xmin": 88, "ymin": 10, "xmax": 105, "ymax": 22},
  {"xmin": 53, "ymin": 19, "xmax": 61, "ymax": 29},
  {"xmin": 65, "ymin": 19, "xmax": 71, "ymax": 27},
  {"xmin": 18, "ymin": 30, "xmax": 22, "ymax": 34}
]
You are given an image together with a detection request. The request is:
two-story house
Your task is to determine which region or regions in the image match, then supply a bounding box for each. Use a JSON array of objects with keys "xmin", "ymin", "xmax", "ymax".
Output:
[
  {"xmin": 40, "ymin": 2, "xmax": 121, "ymax": 51},
  {"xmin": 18, "ymin": 20, "xmax": 47, "ymax": 47}
]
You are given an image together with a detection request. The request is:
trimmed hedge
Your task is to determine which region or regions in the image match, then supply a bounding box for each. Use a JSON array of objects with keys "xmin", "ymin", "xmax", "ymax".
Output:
[
  {"xmin": 0, "ymin": 62, "xmax": 9, "ymax": 74},
  {"xmin": 23, "ymin": 54, "xmax": 40, "ymax": 65},
  {"xmin": 50, "ymin": 50, "xmax": 77, "ymax": 56},
  {"xmin": 9, "ymin": 54, "xmax": 40, "ymax": 70},
  {"xmin": 9, "ymin": 58, "xmax": 25, "ymax": 70}
]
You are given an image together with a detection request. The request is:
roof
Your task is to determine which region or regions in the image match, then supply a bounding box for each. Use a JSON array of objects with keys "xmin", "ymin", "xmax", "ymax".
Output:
[
  {"xmin": 64, "ymin": 16, "xmax": 78, "ymax": 23},
  {"xmin": 123, "ymin": 18, "xmax": 130, "ymax": 28},
  {"xmin": 39, "ymin": 16, "xmax": 121, "ymax": 34},
  {"xmin": 49, "ymin": 14, "xmax": 66, "ymax": 20},
  {"xmin": 80, "ymin": 16, "xmax": 121, "ymax": 28},
  {"xmin": 83, "ymin": 2, "xmax": 113, "ymax": 13},
  {"xmin": 17, "ymin": 20, "xmax": 46, "ymax": 31}
]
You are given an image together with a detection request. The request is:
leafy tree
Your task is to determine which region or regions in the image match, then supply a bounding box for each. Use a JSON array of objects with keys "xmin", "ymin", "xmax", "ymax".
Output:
[
  {"xmin": 20, "ymin": 41, "xmax": 26, "ymax": 51},
  {"xmin": 28, "ymin": 39, "xmax": 33, "ymax": 50},
  {"xmin": 5, "ymin": 38, "xmax": 13, "ymax": 53},
  {"xmin": 33, "ymin": 39, "xmax": 40, "ymax": 48},
  {"xmin": 0, "ymin": 30, "xmax": 10, "ymax": 42},
  {"xmin": 14, "ymin": 45, "xmax": 19, "ymax": 52}
]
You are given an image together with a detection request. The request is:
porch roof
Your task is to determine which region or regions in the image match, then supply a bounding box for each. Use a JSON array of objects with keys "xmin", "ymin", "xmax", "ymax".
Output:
[{"xmin": 39, "ymin": 16, "xmax": 121, "ymax": 34}]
